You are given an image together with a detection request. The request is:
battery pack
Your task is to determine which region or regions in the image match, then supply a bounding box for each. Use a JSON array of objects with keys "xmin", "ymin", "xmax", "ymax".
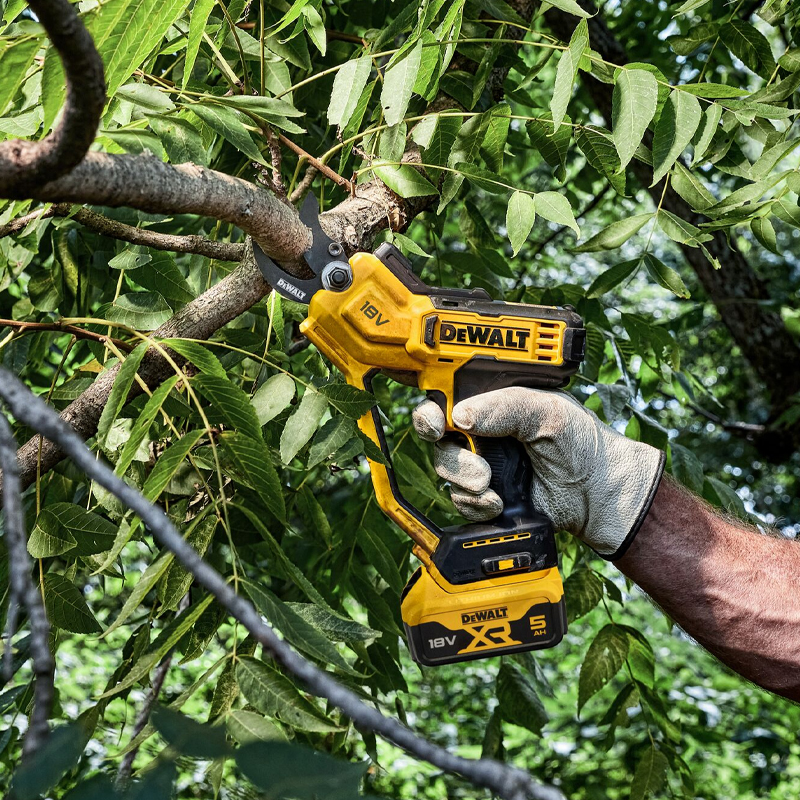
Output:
[{"xmin": 401, "ymin": 564, "xmax": 567, "ymax": 666}]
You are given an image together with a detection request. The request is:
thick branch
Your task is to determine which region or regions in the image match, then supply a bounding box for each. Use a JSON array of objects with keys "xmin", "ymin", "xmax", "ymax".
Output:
[
  {"xmin": 0, "ymin": 369, "xmax": 565, "ymax": 800},
  {"xmin": 0, "ymin": 414, "xmax": 54, "ymax": 757},
  {"xmin": 12, "ymin": 153, "xmax": 311, "ymax": 262},
  {"xmin": 0, "ymin": 0, "xmax": 105, "ymax": 195}
]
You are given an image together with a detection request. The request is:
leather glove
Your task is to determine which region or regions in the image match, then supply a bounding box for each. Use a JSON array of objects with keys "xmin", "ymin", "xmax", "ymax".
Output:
[{"xmin": 412, "ymin": 388, "xmax": 665, "ymax": 560}]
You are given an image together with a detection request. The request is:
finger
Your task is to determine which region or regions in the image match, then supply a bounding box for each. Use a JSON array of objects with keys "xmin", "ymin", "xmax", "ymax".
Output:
[
  {"xmin": 451, "ymin": 487, "xmax": 503, "ymax": 522},
  {"xmin": 412, "ymin": 398, "xmax": 446, "ymax": 441},
  {"xmin": 452, "ymin": 387, "xmax": 577, "ymax": 441},
  {"xmin": 433, "ymin": 441, "xmax": 491, "ymax": 494}
]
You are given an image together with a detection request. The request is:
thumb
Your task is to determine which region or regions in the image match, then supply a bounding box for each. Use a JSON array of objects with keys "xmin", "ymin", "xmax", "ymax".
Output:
[{"xmin": 452, "ymin": 387, "xmax": 556, "ymax": 440}]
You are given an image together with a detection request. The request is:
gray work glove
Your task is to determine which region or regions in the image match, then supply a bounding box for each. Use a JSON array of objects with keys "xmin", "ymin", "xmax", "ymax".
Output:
[{"xmin": 412, "ymin": 388, "xmax": 665, "ymax": 560}]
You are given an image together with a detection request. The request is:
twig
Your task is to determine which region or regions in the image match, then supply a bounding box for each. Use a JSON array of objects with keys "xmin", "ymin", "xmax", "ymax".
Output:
[
  {"xmin": 289, "ymin": 164, "xmax": 318, "ymax": 205},
  {"xmin": 114, "ymin": 653, "xmax": 174, "ymax": 790},
  {"xmin": 0, "ymin": 413, "xmax": 54, "ymax": 758},
  {"xmin": 64, "ymin": 206, "xmax": 246, "ymax": 261},
  {"xmin": 277, "ymin": 134, "xmax": 354, "ymax": 194},
  {"xmin": 0, "ymin": 206, "xmax": 59, "ymax": 237},
  {"xmin": 659, "ymin": 391, "xmax": 765, "ymax": 436},
  {"xmin": 0, "ymin": 368, "xmax": 565, "ymax": 800},
  {"xmin": 0, "ymin": 318, "xmax": 135, "ymax": 352},
  {"xmin": 325, "ymin": 28, "xmax": 366, "ymax": 44},
  {"xmin": 0, "ymin": 0, "xmax": 105, "ymax": 196},
  {"xmin": 264, "ymin": 129, "xmax": 287, "ymax": 199}
]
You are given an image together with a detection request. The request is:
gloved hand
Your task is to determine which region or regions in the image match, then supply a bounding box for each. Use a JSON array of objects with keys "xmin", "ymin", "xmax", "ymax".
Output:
[{"xmin": 412, "ymin": 388, "xmax": 665, "ymax": 560}]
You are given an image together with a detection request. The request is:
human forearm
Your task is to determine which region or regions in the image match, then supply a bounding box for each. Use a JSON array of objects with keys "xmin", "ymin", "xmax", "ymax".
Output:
[{"xmin": 616, "ymin": 476, "xmax": 800, "ymax": 701}]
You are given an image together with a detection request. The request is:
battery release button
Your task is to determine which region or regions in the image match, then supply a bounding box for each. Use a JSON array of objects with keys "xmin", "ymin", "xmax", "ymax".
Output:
[{"xmin": 481, "ymin": 553, "xmax": 532, "ymax": 576}]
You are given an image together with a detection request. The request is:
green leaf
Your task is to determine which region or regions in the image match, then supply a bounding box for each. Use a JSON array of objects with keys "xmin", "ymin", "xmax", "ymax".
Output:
[
  {"xmin": 318, "ymin": 383, "xmax": 376, "ymax": 418},
  {"xmin": 455, "ymin": 161, "xmax": 507, "ymax": 194},
  {"xmin": 565, "ymin": 568, "xmax": 604, "ymax": 623},
  {"xmin": 526, "ymin": 112, "xmax": 572, "ymax": 183},
  {"xmin": 160, "ymin": 515, "xmax": 217, "ymax": 611},
  {"xmin": 280, "ymin": 388, "xmax": 328, "ymax": 463},
  {"xmin": 252, "ymin": 373, "xmax": 296, "ymax": 426},
  {"xmin": 630, "ymin": 745, "xmax": 669, "ymax": 800},
  {"xmin": 751, "ymin": 215, "xmax": 779, "ymax": 254},
  {"xmin": 534, "ymin": 191, "xmax": 580, "ymax": 236},
  {"xmin": 657, "ymin": 209, "xmax": 712, "ymax": 247},
  {"xmin": 480, "ymin": 102, "xmax": 510, "ymax": 172},
  {"xmin": 103, "ymin": 550, "xmax": 174, "ymax": 636},
  {"xmin": 10, "ymin": 724, "xmax": 86, "ymax": 800},
  {"xmin": 131, "ymin": 252, "xmax": 194, "ymax": 305},
  {"xmin": 106, "ymin": 293, "xmax": 173, "ymax": 329},
  {"xmin": 328, "ymin": 56, "xmax": 372, "ymax": 128},
  {"xmin": 302, "ymin": 4, "xmax": 326, "ymax": 55},
  {"xmin": 118, "ymin": 82, "xmax": 176, "ymax": 113},
  {"xmin": 381, "ymin": 38, "xmax": 423, "ymax": 126},
  {"xmin": 651, "ymin": 90, "xmax": 702, "ymax": 185},
  {"xmin": 573, "ymin": 214, "xmax": 652, "ymax": 253},
  {"xmin": 496, "ymin": 661, "xmax": 548, "ymax": 735},
  {"xmin": 28, "ymin": 511, "xmax": 77, "ymax": 559},
  {"xmin": 672, "ymin": 0, "xmax": 711, "ymax": 15},
  {"xmin": 236, "ymin": 741, "xmax": 366, "ymax": 799},
  {"xmin": 779, "ymin": 47, "xmax": 800, "ymax": 72},
  {"xmin": 220, "ymin": 432, "xmax": 286, "ymax": 523},
  {"xmin": 116, "ymin": 376, "xmax": 179, "ymax": 476},
  {"xmin": 44, "ymin": 574, "xmax": 102, "ymax": 634},
  {"xmin": 438, "ymin": 109, "xmax": 493, "ymax": 211},
  {"xmin": 285, "ymin": 603, "xmax": 381, "ymax": 644},
  {"xmin": 678, "ymin": 83, "xmax": 748, "ymax": 99},
  {"xmin": 226, "ymin": 710, "xmax": 285, "ymax": 744},
  {"xmin": 706, "ymin": 476, "xmax": 746, "ymax": 517},
  {"xmin": 612, "ymin": 69, "xmax": 659, "ymax": 171},
  {"xmin": 358, "ymin": 523, "xmax": 404, "ymax": 593},
  {"xmin": 307, "ymin": 415, "xmax": 358, "ymax": 468},
  {"xmin": 192, "ymin": 103, "xmax": 267, "ymax": 165},
  {"xmin": 194, "ymin": 373, "xmax": 263, "ymax": 441},
  {"xmin": 421, "ymin": 114, "xmax": 461, "ymax": 168},
  {"xmin": 242, "ymin": 581, "xmax": 355, "ymax": 673},
  {"xmin": 586, "ymin": 259, "xmax": 641, "ymax": 298},
  {"xmin": 161, "ymin": 339, "xmax": 226, "ymax": 378},
  {"xmin": 235, "ymin": 657, "xmax": 344, "ymax": 733},
  {"xmin": 372, "ymin": 162, "xmax": 438, "ymax": 198},
  {"xmin": 546, "ymin": 0, "xmax": 593, "ymax": 16},
  {"xmin": 672, "ymin": 162, "xmax": 715, "ymax": 210},
  {"xmin": 42, "ymin": 48, "xmax": 66, "ymax": 133},
  {"xmin": 103, "ymin": 595, "xmax": 214, "ymax": 697},
  {"xmin": 551, "ymin": 19, "xmax": 589, "ymax": 131},
  {"xmin": 668, "ymin": 22, "xmax": 719, "ymax": 56},
  {"xmin": 152, "ymin": 706, "xmax": 231, "ymax": 758},
  {"xmin": 44, "ymin": 503, "xmax": 118, "ymax": 556},
  {"xmin": 506, "ymin": 191, "xmax": 536, "ymax": 256},
  {"xmin": 575, "ymin": 126, "xmax": 626, "ymax": 195},
  {"xmin": 690, "ymin": 103, "xmax": 723, "ymax": 166},
  {"xmin": 643, "ymin": 253, "xmax": 690, "ymax": 298},
  {"xmin": 86, "ymin": 0, "xmax": 192, "ymax": 98},
  {"xmin": 0, "ymin": 38, "xmax": 38, "ymax": 117},
  {"xmin": 149, "ymin": 115, "xmax": 207, "ymax": 166},
  {"xmin": 142, "ymin": 429, "xmax": 205, "ymax": 501},
  {"xmin": 183, "ymin": 0, "xmax": 215, "ymax": 87},
  {"xmin": 295, "ymin": 484, "xmax": 333, "ymax": 547},
  {"xmin": 97, "ymin": 342, "xmax": 148, "ymax": 451},
  {"xmin": 720, "ymin": 20, "xmax": 776, "ymax": 78},
  {"xmin": 670, "ymin": 442, "xmax": 704, "ymax": 492},
  {"xmin": 578, "ymin": 623, "xmax": 629, "ymax": 712}
]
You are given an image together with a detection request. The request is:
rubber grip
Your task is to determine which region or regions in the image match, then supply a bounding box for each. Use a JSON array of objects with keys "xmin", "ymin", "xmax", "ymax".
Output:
[{"xmin": 473, "ymin": 436, "xmax": 535, "ymax": 522}]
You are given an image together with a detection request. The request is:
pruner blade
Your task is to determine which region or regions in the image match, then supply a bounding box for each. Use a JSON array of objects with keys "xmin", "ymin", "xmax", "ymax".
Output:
[{"xmin": 252, "ymin": 194, "xmax": 345, "ymax": 304}]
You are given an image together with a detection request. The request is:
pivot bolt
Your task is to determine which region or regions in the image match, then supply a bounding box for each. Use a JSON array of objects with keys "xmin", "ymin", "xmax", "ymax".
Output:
[
  {"xmin": 328, "ymin": 242, "xmax": 344, "ymax": 257},
  {"xmin": 321, "ymin": 261, "xmax": 353, "ymax": 292}
]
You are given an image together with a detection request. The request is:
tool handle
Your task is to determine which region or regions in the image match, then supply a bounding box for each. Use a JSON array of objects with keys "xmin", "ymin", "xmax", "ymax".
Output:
[{"xmin": 472, "ymin": 435, "xmax": 536, "ymax": 522}]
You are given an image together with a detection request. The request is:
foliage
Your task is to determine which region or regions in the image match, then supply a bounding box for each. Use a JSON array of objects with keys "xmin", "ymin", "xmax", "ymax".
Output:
[{"xmin": 1, "ymin": 0, "xmax": 800, "ymax": 798}]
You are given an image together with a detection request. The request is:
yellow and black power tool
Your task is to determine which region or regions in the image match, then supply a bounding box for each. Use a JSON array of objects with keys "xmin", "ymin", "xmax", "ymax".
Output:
[{"xmin": 254, "ymin": 197, "xmax": 585, "ymax": 666}]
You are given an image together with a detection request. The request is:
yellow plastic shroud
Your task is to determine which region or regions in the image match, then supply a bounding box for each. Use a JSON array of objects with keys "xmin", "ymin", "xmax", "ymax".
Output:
[{"xmin": 299, "ymin": 251, "xmax": 574, "ymax": 664}]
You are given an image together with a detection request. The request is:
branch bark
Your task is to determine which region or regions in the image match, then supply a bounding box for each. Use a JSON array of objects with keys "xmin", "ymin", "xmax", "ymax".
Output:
[
  {"xmin": 0, "ymin": 0, "xmax": 104, "ymax": 195},
  {"xmin": 0, "ymin": 368, "xmax": 565, "ymax": 800},
  {"xmin": 14, "ymin": 154, "xmax": 311, "ymax": 262},
  {"xmin": 543, "ymin": 2, "xmax": 800, "ymax": 458}
]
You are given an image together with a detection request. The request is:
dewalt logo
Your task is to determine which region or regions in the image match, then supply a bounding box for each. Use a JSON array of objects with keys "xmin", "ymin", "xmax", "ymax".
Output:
[
  {"xmin": 439, "ymin": 321, "xmax": 530, "ymax": 351},
  {"xmin": 461, "ymin": 606, "xmax": 509, "ymax": 625}
]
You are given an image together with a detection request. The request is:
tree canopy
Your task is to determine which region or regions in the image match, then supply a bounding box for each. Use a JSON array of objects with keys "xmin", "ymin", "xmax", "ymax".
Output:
[{"xmin": 0, "ymin": 0, "xmax": 799, "ymax": 798}]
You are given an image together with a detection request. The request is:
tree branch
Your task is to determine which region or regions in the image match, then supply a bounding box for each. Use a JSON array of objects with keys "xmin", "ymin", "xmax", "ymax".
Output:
[
  {"xmin": 12, "ymin": 154, "xmax": 310, "ymax": 263},
  {"xmin": 0, "ymin": 413, "xmax": 54, "ymax": 758},
  {"xmin": 0, "ymin": 318, "xmax": 134, "ymax": 351},
  {"xmin": 0, "ymin": 0, "xmax": 105, "ymax": 196},
  {"xmin": 0, "ymin": 368, "xmax": 565, "ymax": 800}
]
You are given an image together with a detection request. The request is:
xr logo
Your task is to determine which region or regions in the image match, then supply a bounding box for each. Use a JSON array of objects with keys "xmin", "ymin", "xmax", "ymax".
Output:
[{"xmin": 458, "ymin": 622, "xmax": 522, "ymax": 654}]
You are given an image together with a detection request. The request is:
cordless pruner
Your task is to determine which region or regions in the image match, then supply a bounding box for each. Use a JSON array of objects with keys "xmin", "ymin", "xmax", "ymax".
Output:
[{"xmin": 254, "ymin": 196, "xmax": 585, "ymax": 666}]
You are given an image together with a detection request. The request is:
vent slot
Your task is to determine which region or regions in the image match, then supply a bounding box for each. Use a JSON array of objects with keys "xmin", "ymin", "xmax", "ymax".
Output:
[{"xmin": 463, "ymin": 532, "xmax": 532, "ymax": 549}]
